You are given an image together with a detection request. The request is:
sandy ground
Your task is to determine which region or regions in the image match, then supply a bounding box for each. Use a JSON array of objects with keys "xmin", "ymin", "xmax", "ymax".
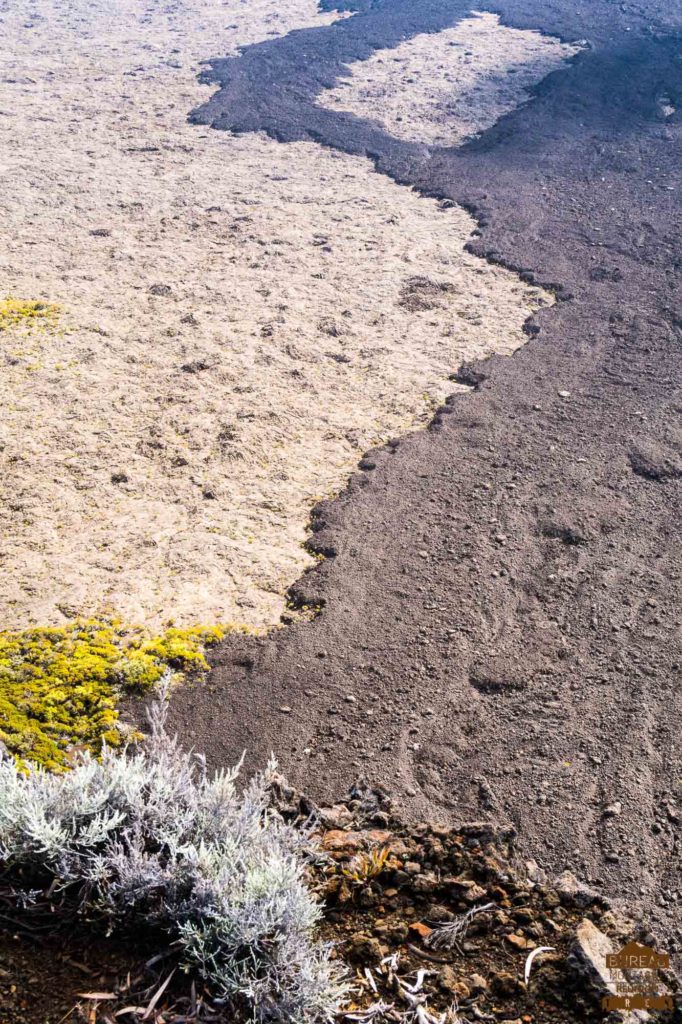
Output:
[
  {"xmin": 319, "ymin": 10, "xmax": 582, "ymax": 147},
  {"xmin": 0, "ymin": 1, "xmax": 553, "ymax": 631}
]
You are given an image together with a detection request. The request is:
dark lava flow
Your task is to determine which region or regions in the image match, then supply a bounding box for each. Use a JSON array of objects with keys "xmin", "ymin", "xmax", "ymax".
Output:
[{"xmin": 169, "ymin": 1, "xmax": 682, "ymax": 949}]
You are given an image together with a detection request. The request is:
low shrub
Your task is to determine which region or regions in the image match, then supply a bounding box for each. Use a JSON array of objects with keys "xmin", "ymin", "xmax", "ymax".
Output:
[{"xmin": 0, "ymin": 684, "xmax": 345, "ymax": 1022}]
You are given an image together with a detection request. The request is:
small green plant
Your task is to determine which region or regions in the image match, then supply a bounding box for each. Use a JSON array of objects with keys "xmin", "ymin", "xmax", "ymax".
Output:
[
  {"xmin": 0, "ymin": 619, "xmax": 226, "ymax": 771},
  {"xmin": 342, "ymin": 846, "xmax": 390, "ymax": 883}
]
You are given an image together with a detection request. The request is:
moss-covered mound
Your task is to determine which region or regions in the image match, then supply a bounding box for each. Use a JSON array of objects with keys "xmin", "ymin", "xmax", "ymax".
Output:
[{"xmin": 0, "ymin": 620, "xmax": 225, "ymax": 770}]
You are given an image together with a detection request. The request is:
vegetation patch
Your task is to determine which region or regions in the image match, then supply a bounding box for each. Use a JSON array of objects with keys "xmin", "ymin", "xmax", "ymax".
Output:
[
  {"xmin": 0, "ymin": 296, "xmax": 60, "ymax": 332},
  {"xmin": 0, "ymin": 620, "xmax": 225, "ymax": 771},
  {"xmin": 0, "ymin": 690, "xmax": 344, "ymax": 1024}
]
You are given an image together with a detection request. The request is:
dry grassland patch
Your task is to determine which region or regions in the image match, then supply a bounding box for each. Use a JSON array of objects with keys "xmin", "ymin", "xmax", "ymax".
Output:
[{"xmin": 0, "ymin": 1, "xmax": 553, "ymax": 634}]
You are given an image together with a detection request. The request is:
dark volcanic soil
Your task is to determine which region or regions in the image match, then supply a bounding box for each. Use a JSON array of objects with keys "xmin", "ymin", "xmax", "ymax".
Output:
[{"xmin": 169, "ymin": 0, "xmax": 682, "ymax": 954}]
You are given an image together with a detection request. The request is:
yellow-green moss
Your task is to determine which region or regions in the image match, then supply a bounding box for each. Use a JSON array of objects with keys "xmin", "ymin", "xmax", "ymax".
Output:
[
  {"xmin": 0, "ymin": 297, "xmax": 60, "ymax": 333},
  {"xmin": 0, "ymin": 620, "xmax": 225, "ymax": 771}
]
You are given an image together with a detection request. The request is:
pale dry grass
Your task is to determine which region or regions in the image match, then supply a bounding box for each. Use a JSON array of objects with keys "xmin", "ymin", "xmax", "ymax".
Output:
[
  {"xmin": 319, "ymin": 10, "xmax": 583, "ymax": 147},
  {"xmin": 0, "ymin": 1, "xmax": 553, "ymax": 631}
]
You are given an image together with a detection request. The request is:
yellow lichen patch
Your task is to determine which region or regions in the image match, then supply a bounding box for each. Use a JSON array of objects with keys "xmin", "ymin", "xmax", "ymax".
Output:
[
  {"xmin": 0, "ymin": 620, "xmax": 227, "ymax": 771},
  {"xmin": 0, "ymin": 297, "xmax": 60, "ymax": 333}
]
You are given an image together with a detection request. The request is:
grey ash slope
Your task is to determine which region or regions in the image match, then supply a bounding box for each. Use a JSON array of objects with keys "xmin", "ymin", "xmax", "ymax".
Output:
[{"xmin": 170, "ymin": 1, "xmax": 682, "ymax": 951}]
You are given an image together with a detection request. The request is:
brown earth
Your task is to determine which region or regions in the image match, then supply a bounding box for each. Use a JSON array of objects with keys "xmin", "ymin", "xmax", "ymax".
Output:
[
  {"xmin": 166, "ymin": 0, "xmax": 682, "ymax": 965},
  {"xmin": 0, "ymin": 929, "xmax": 138, "ymax": 1024}
]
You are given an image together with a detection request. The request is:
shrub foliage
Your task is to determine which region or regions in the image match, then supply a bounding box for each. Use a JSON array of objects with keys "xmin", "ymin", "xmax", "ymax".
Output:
[{"xmin": 0, "ymin": 687, "xmax": 344, "ymax": 1022}]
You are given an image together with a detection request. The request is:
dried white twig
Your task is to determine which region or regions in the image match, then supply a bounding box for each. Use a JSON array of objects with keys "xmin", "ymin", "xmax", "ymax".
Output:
[
  {"xmin": 364, "ymin": 968, "xmax": 378, "ymax": 994},
  {"xmin": 425, "ymin": 902, "xmax": 496, "ymax": 952},
  {"xmin": 344, "ymin": 1001, "xmax": 394, "ymax": 1021},
  {"xmin": 402, "ymin": 969, "xmax": 430, "ymax": 995},
  {"xmin": 381, "ymin": 952, "xmax": 400, "ymax": 973}
]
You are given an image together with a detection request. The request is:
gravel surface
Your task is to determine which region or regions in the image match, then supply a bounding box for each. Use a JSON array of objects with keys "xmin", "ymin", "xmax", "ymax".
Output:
[{"xmin": 168, "ymin": 0, "xmax": 682, "ymax": 959}]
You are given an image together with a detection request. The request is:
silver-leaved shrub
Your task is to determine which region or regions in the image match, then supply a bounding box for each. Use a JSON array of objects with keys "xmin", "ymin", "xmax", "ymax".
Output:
[{"xmin": 0, "ymin": 683, "xmax": 345, "ymax": 1022}]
